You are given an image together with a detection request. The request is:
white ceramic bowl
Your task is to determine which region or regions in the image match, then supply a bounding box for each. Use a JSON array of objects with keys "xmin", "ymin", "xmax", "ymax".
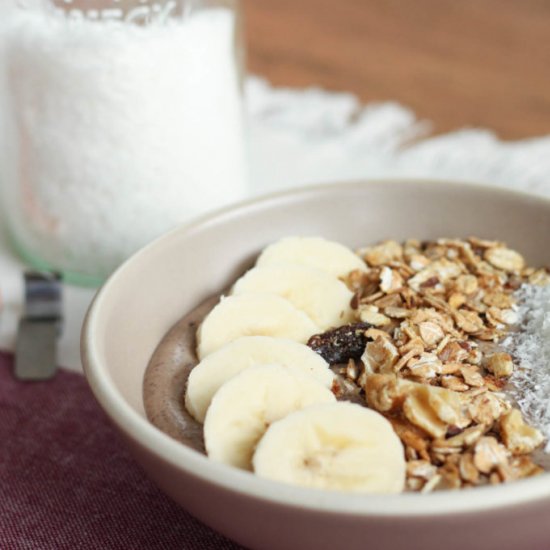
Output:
[{"xmin": 82, "ymin": 180, "xmax": 550, "ymax": 550}]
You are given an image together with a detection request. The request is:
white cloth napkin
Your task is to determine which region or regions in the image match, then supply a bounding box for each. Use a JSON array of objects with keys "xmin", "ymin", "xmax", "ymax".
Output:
[{"xmin": 1, "ymin": 76, "xmax": 549, "ymax": 372}]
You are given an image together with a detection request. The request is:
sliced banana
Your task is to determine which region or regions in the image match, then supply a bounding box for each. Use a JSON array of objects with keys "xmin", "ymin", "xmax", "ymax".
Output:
[
  {"xmin": 253, "ymin": 402, "xmax": 406, "ymax": 493},
  {"xmin": 231, "ymin": 265, "xmax": 354, "ymax": 330},
  {"xmin": 196, "ymin": 293, "xmax": 320, "ymax": 359},
  {"xmin": 256, "ymin": 236, "xmax": 368, "ymax": 279},
  {"xmin": 185, "ymin": 336, "xmax": 333, "ymax": 423},
  {"xmin": 204, "ymin": 364, "xmax": 336, "ymax": 470}
]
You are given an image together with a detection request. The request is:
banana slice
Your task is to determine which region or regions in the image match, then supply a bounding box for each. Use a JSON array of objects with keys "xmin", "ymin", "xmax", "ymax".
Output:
[
  {"xmin": 197, "ymin": 293, "xmax": 320, "ymax": 359},
  {"xmin": 253, "ymin": 402, "xmax": 406, "ymax": 493},
  {"xmin": 185, "ymin": 336, "xmax": 333, "ymax": 423},
  {"xmin": 231, "ymin": 265, "xmax": 354, "ymax": 329},
  {"xmin": 256, "ymin": 236, "xmax": 368, "ymax": 279},
  {"xmin": 204, "ymin": 364, "xmax": 336, "ymax": 470}
]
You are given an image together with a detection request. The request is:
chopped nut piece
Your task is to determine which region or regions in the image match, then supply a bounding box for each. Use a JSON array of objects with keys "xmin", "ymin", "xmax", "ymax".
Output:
[
  {"xmin": 485, "ymin": 352, "xmax": 514, "ymax": 378},
  {"xmin": 499, "ymin": 409, "xmax": 544, "ymax": 455}
]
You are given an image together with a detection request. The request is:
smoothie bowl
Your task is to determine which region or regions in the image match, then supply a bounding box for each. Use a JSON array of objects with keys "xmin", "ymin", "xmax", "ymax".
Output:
[{"xmin": 81, "ymin": 180, "xmax": 550, "ymax": 550}]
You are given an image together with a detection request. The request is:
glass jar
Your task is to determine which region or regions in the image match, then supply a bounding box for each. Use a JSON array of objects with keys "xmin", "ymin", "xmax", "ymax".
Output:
[{"xmin": 0, "ymin": 0, "xmax": 247, "ymax": 285}]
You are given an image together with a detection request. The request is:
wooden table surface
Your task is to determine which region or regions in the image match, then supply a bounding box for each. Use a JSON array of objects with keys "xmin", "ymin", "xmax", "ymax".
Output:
[{"xmin": 244, "ymin": 0, "xmax": 550, "ymax": 140}]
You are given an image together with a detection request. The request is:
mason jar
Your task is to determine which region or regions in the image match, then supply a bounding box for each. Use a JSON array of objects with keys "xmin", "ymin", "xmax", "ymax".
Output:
[{"xmin": 0, "ymin": 0, "xmax": 247, "ymax": 285}]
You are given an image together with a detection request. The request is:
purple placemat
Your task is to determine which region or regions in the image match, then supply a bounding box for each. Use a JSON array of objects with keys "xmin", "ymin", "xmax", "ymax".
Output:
[{"xmin": 0, "ymin": 351, "xmax": 243, "ymax": 550}]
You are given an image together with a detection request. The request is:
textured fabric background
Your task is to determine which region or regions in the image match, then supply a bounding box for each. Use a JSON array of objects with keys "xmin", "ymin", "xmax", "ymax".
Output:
[{"xmin": 0, "ymin": 351, "xmax": 243, "ymax": 550}]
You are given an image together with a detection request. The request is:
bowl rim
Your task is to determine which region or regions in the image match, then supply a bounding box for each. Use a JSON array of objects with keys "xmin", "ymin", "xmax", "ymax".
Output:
[{"xmin": 82, "ymin": 178, "xmax": 550, "ymax": 517}]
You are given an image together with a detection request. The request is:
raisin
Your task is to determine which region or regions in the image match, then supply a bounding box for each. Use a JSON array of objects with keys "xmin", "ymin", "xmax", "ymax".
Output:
[{"xmin": 307, "ymin": 322, "xmax": 372, "ymax": 364}]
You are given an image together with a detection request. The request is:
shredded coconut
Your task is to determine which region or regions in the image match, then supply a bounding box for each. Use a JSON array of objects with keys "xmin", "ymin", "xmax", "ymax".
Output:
[
  {"xmin": 504, "ymin": 284, "xmax": 550, "ymax": 452},
  {"xmin": 0, "ymin": 6, "xmax": 247, "ymax": 278}
]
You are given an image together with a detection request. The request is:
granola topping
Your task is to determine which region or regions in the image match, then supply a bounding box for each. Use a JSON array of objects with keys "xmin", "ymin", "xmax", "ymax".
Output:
[{"xmin": 311, "ymin": 237, "xmax": 550, "ymax": 492}]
